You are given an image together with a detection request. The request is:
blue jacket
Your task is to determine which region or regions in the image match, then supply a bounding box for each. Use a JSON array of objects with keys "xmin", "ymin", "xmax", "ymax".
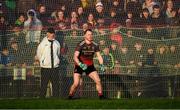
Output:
[{"xmin": 0, "ymin": 53, "xmax": 12, "ymax": 65}]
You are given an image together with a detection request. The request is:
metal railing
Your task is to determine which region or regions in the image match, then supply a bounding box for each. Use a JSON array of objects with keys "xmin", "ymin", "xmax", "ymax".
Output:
[{"xmin": 0, "ymin": 66, "xmax": 179, "ymax": 99}]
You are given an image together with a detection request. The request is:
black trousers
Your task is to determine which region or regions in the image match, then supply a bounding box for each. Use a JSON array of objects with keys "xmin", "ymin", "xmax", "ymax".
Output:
[{"xmin": 40, "ymin": 67, "xmax": 59, "ymax": 97}]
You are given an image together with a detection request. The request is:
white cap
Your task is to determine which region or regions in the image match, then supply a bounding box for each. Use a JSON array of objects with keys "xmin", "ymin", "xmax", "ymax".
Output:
[{"xmin": 96, "ymin": 2, "xmax": 103, "ymax": 7}]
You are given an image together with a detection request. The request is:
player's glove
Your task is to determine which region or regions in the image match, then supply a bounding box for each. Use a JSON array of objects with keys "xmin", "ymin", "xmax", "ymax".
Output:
[
  {"xmin": 79, "ymin": 62, "xmax": 87, "ymax": 70},
  {"xmin": 100, "ymin": 64, "xmax": 105, "ymax": 72}
]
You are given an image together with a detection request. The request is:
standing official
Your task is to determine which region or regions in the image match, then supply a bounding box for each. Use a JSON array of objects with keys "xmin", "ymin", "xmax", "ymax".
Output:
[
  {"xmin": 68, "ymin": 29, "xmax": 105, "ymax": 99},
  {"xmin": 36, "ymin": 28, "xmax": 60, "ymax": 97}
]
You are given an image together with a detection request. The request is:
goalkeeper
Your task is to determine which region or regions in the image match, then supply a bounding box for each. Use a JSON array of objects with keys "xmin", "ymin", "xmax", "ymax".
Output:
[{"xmin": 68, "ymin": 29, "xmax": 105, "ymax": 99}]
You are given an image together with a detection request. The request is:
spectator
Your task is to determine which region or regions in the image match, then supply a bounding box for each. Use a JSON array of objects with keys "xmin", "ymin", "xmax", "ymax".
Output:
[
  {"xmin": 126, "ymin": 29, "xmax": 133, "ymax": 38},
  {"xmin": 66, "ymin": 0, "xmax": 80, "ymax": 12},
  {"xmin": 126, "ymin": 0, "xmax": 142, "ymax": 19},
  {"xmin": 145, "ymin": 48, "xmax": 156, "ymax": 65},
  {"xmin": 80, "ymin": 0, "xmax": 90, "ymax": 10},
  {"xmin": 8, "ymin": 41, "xmax": 25, "ymax": 66},
  {"xmin": 0, "ymin": 45, "xmax": 1, "ymax": 52},
  {"xmin": 9, "ymin": 41, "xmax": 18, "ymax": 55},
  {"xmin": 156, "ymin": 44, "xmax": 169, "ymax": 66},
  {"xmin": 131, "ymin": 42, "xmax": 146, "ymax": 74},
  {"xmin": 174, "ymin": 45, "xmax": 180, "ymax": 68},
  {"xmin": 94, "ymin": 2, "xmax": 106, "ymax": 20},
  {"xmin": 142, "ymin": 0, "xmax": 157, "ymax": 15},
  {"xmin": 109, "ymin": 43, "xmax": 121, "ymax": 64},
  {"xmin": 125, "ymin": 11, "xmax": 140, "ymax": 28},
  {"xmin": 164, "ymin": 0, "xmax": 178, "ymax": 25},
  {"xmin": 0, "ymin": 2, "xmax": 7, "ymax": 16},
  {"xmin": 68, "ymin": 11, "xmax": 79, "ymax": 29},
  {"xmin": 96, "ymin": 27, "xmax": 107, "ymax": 36},
  {"xmin": 53, "ymin": 10, "xmax": 67, "ymax": 30},
  {"xmin": 0, "ymin": 48, "xmax": 12, "ymax": 67},
  {"xmin": 110, "ymin": 0, "xmax": 124, "ymax": 12},
  {"xmin": 60, "ymin": 41, "xmax": 68, "ymax": 55},
  {"xmin": 119, "ymin": 45, "xmax": 132, "ymax": 74},
  {"xmin": 143, "ymin": 25, "xmax": 157, "ymax": 39},
  {"xmin": 164, "ymin": 0, "xmax": 174, "ymax": 17},
  {"xmin": 69, "ymin": 11, "xmax": 78, "ymax": 21},
  {"xmin": 24, "ymin": 9, "xmax": 42, "ymax": 44},
  {"xmin": 73, "ymin": 30, "xmax": 80, "ymax": 37},
  {"xmin": 37, "ymin": 4, "xmax": 50, "ymax": 27},
  {"xmin": 38, "ymin": 0, "xmax": 65, "ymax": 13},
  {"xmin": 0, "ymin": 15, "xmax": 9, "ymax": 49},
  {"xmin": 155, "ymin": 0, "xmax": 165, "ymax": 8},
  {"xmin": 51, "ymin": 4, "xmax": 69, "ymax": 18},
  {"xmin": 178, "ymin": 8, "xmax": 180, "ymax": 23},
  {"xmin": 87, "ymin": 13, "xmax": 97, "ymax": 29},
  {"xmin": 140, "ymin": 8, "xmax": 151, "ymax": 25},
  {"xmin": 55, "ymin": 10, "xmax": 67, "ymax": 22},
  {"xmin": 150, "ymin": 5, "xmax": 165, "ymax": 25},
  {"xmin": 109, "ymin": 25, "xmax": 123, "ymax": 46},
  {"xmin": 33, "ymin": 55, "xmax": 39, "ymax": 66},
  {"xmin": 11, "ymin": 28, "xmax": 27, "ymax": 47},
  {"xmin": 82, "ymin": 23, "xmax": 89, "ymax": 32},
  {"xmin": 71, "ymin": 22, "xmax": 79, "ymax": 30},
  {"xmin": 101, "ymin": 47, "xmax": 115, "ymax": 72},
  {"xmin": 142, "ymin": 48, "xmax": 162, "ymax": 97},
  {"xmin": 108, "ymin": 8, "xmax": 119, "ymax": 24},
  {"xmin": 168, "ymin": 45, "xmax": 179, "ymax": 67},
  {"xmin": 4, "ymin": 0, "xmax": 16, "ymax": 26},
  {"xmin": 15, "ymin": 14, "xmax": 25, "ymax": 28},
  {"xmin": 61, "ymin": 4, "xmax": 69, "ymax": 17},
  {"xmin": 110, "ymin": 0, "xmax": 125, "ymax": 24},
  {"xmin": 64, "ymin": 30, "xmax": 82, "ymax": 64},
  {"xmin": 96, "ymin": 17, "xmax": 106, "ymax": 29},
  {"xmin": 125, "ymin": 11, "xmax": 134, "ymax": 27},
  {"xmin": 98, "ymin": 40, "xmax": 106, "ymax": 51},
  {"xmin": 77, "ymin": 6, "xmax": 86, "ymax": 25}
]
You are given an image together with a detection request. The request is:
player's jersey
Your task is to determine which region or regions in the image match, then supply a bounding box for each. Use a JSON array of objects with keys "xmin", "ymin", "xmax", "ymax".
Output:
[{"xmin": 75, "ymin": 40, "xmax": 100, "ymax": 66}]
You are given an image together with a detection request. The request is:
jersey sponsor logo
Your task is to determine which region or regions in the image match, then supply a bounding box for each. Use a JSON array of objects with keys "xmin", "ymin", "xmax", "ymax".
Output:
[
  {"xmin": 83, "ymin": 46, "xmax": 87, "ymax": 49},
  {"xmin": 92, "ymin": 46, "xmax": 94, "ymax": 50},
  {"xmin": 87, "ymin": 46, "xmax": 91, "ymax": 49}
]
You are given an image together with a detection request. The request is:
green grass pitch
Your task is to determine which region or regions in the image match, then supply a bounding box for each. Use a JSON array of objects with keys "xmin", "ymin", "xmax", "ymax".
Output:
[{"xmin": 0, "ymin": 98, "xmax": 180, "ymax": 109}]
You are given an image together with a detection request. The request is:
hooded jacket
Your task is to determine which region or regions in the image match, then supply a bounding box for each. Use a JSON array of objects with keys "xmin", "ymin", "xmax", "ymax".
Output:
[{"xmin": 24, "ymin": 9, "xmax": 42, "ymax": 43}]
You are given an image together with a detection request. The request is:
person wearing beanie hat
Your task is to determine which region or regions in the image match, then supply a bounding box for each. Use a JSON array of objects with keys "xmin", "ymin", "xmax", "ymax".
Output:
[
  {"xmin": 95, "ymin": 2, "xmax": 106, "ymax": 21},
  {"xmin": 96, "ymin": 2, "xmax": 103, "ymax": 7}
]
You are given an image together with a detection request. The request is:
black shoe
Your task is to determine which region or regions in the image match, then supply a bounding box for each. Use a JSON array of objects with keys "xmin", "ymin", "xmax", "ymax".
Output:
[
  {"xmin": 99, "ymin": 95, "xmax": 107, "ymax": 100},
  {"xmin": 68, "ymin": 96, "xmax": 73, "ymax": 100}
]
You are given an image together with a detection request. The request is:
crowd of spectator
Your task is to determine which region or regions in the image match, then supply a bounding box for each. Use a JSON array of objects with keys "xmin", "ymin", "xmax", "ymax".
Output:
[
  {"xmin": 0, "ymin": 0, "xmax": 179, "ymax": 30},
  {"xmin": 0, "ymin": 0, "xmax": 180, "ymax": 74},
  {"xmin": 97, "ymin": 40, "xmax": 180, "ymax": 74}
]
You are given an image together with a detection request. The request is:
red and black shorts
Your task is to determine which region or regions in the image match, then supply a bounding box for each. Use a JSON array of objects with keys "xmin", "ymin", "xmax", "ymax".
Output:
[{"xmin": 74, "ymin": 65, "xmax": 96, "ymax": 75}]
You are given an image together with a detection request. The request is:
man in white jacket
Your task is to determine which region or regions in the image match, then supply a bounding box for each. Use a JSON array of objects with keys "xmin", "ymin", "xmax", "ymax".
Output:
[{"xmin": 36, "ymin": 28, "xmax": 60, "ymax": 98}]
